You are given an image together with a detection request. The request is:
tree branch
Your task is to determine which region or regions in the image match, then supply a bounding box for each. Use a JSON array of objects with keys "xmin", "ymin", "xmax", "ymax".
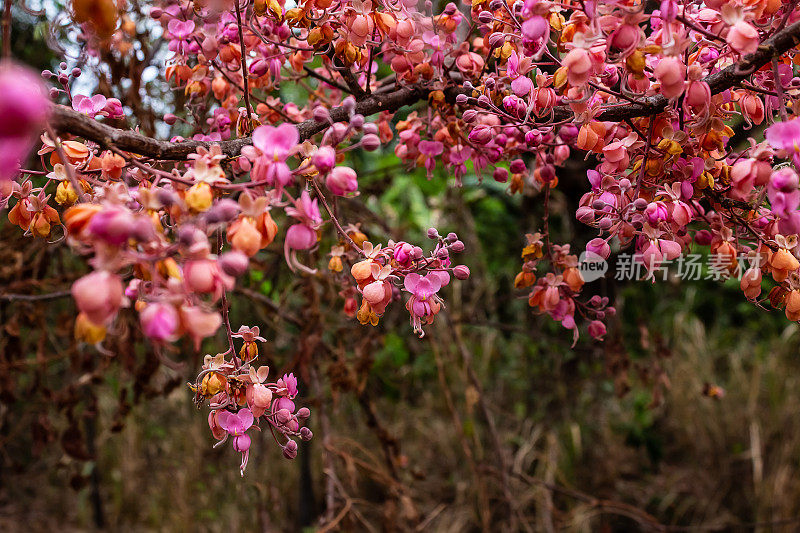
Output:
[{"xmin": 47, "ymin": 20, "xmax": 800, "ymax": 161}]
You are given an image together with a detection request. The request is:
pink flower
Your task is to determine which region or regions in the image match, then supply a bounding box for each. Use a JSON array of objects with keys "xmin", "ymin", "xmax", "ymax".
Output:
[
  {"xmin": 654, "ymin": 57, "xmax": 685, "ymax": 99},
  {"xmin": 393, "ymin": 241, "xmax": 416, "ymax": 267},
  {"xmin": 250, "ymin": 124, "xmax": 299, "ymax": 189},
  {"xmin": 768, "ymin": 168, "xmax": 800, "ymax": 222},
  {"xmin": 278, "ymin": 373, "xmax": 299, "ymax": 398},
  {"xmin": 403, "ymin": 272, "xmax": 444, "ymax": 336},
  {"xmin": 418, "ymin": 140, "xmax": 443, "ymax": 177},
  {"xmin": 180, "ymin": 305, "xmax": 222, "ymax": 349},
  {"xmin": 216, "ymin": 408, "xmax": 254, "ymax": 475},
  {"xmin": 607, "ymin": 24, "xmax": 640, "ymax": 57},
  {"xmin": 562, "ymin": 48, "xmax": 592, "ymax": 87},
  {"xmin": 183, "ymin": 259, "xmax": 234, "ymax": 301},
  {"xmin": 586, "ymin": 238, "xmax": 610, "ymax": 259},
  {"xmin": 167, "ymin": 19, "xmax": 196, "ymax": 54},
  {"xmin": 285, "ymin": 190, "xmax": 322, "ymax": 227},
  {"xmin": 0, "ymin": 61, "xmax": 50, "ymax": 183},
  {"xmin": 104, "ymin": 98, "xmax": 124, "ymax": 119},
  {"xmin": 140, "ymin": 302, "xmax": 179, "ymax": 342},
  {"xmin": 644, "ymin": 201, "xmax": 669, "ymax": 226},
  {"xmin": 522, "ymin": 16, "xmax": 548, "ymax": 41},
  {"xmin": 727, "ymin": 20, "xmax": 759, "ymax": 56},
  {"xmin": 246, "ymin": 373, "xmax": 273, "ymax": 417},
  {"xmin": 72, "ymin": 271, "xmax": 124, "ymax": 325},
  {"xmin": 766, "ymin": 118, "xmax": 800, "ymax": 164},
  {"xmin": 73, "ymin": 94, "xmax": 108, "ymax": 117}
]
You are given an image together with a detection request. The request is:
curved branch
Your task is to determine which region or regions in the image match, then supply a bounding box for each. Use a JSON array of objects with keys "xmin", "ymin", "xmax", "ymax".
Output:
[
  {"xmin": 49, "ymin": 85, "xmax": 432, "ymax": 160},
  {"xmin": 48, "ymin": 20, "xmax": 800, "ymax": 160}
]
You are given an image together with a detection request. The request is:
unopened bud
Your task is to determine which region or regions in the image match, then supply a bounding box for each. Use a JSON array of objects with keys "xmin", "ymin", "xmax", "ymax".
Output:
[
  {"xmin": 312, "ymin": 146, "xmax": 336, "ymax": 173},
  {"xmin": 276, "ymin": 408, "xmax": 292, "ymax": 425},
  {"xmin": 313, "ymin": 106, "xmax": 330, "ymax": 123},
  {"xmin": 454, "ymin": 265, "xmax": 470, "ymax": 280},
  {"xmin": 427, "ymin": 227, "xmax": 439, "ymax": 239},
  {"xmin": 451, "ymin": 240, "xmax": 465, "ymax": 253},
  {"xmin": 342, "ymin": 96, "xmax": 356, "ymax": 114},
  {"xmin": 361, "ymin": 133, "xmax": 380, "ymax": 151},
  {"xmin": 283, "ymin": 439, "xmax": 298, "ymax": 459},
  {"xmin": 206, "ymin": 198, "xmax": 240, "ymax": 223},
  {"xmin": 219, "ymin": 250, "xmax": 249, "ymax": 277},
  {"xmin": 164, "ymin": 113, "xmax": 177, "ymax": 125},
  {"xmin": 296, "ymin": 407, "xmax": 311, "ymax": 419},
  {"xmin": 300, "ymin": 427, "xmax": 313, "ymax": 441},
  {"xmin": 156, "ymin": 188, "xmax": 177, "ymax": 206},
  {"xmin": 510, "ymin": 159, "xmax": 526, "ymax": 173},
  {"xmin": 350, "ymin": 114, "xmax": 364, "ymax": 129},
  {"xmin": 493, "ymin": 167, "xmax": 509, "ymax": 183}
]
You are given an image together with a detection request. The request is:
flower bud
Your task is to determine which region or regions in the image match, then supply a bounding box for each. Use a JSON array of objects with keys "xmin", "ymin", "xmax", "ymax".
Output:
[
  {"xmin": 276, "ymin": 408, "xmax": 292, "ymax": 425},
  {"xmin": 313, "ymin": 106, "xmax": 330, "ymax": 123},
  {"xmin": 206, "ymin": 198, "xmax": 241, "ymax": 224},
  {"xmin": 219, "ymin": 250, "xmax": 249, "ymax": 277},
  {"xmin": 326, "ymin": 165, "xmax": 359, "ymax": 196},
  {"xmin": 72, "ymin": 271, "xmax": 124, "ymax": 326},
  {"xmin": 453, "ymin": 265, "xmax": 470, "ymax": 280},
  {"xmin": 312, "ymin": 145, "xmax": 336, "ymax": 173},
  {"xmin": 283, "ymin": 439, "xmax": 298, "ymax": 459},
  {"xmin": 300, "ymin": 427, "xmax": 313, "ymax": 441},
  {"xmin": 361, "ymin": 133, "xmax": 381, "ymax": 151}
]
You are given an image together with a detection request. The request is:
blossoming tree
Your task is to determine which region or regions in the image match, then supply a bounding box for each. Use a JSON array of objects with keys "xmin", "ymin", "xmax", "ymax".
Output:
[{"xmin": 4, "ymin": 0, "xmax": 800, "ymax": 476}]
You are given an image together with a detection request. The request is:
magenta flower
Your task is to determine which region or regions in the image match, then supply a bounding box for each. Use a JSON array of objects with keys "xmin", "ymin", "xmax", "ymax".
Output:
[
  {"xmin": 216, "ymin": 408, "xmax": 254, "ymax": 475},
  {"xmin": 278, "ymin": 373, "xmax": 298, "ymax": 398},
  {"xmin": 251, "ymin": 124, "xmax": 299, "ymax": 189},
  {"xmin": 285, "ymin": 190, "xmax": 322, "ymax": 228},
  {"xmin": 73, "ymin": 94, "xmax": 107, "ymax": 117},
  {"xmin": 167, "ymin": 19, "xmax": 196, "ymax": 55},
  {"xmin": 393, "ymin": 241, "xmax": 416, "ymax": 267},
  {"xmin": 403, "ymin": 273, "xmax": 444, "ymax": 336},
  {"xmin": 766, "ymin": 118, "xmax": 800, "ymax": 165},
  {"xmin": 140, "ymin": 302, "xmax": 179, "ymax": 342},
  {"xmin": 104, "ymin": 98, "xmax": 124, "ymax": 119},
  {"xmin": 418, "ymin": 140, "xmax": 443, "ymax": 177},
  {"xmin": 72, "ymin": 271, "xmax": 124, "ymax": 325},
  {"xmin": 0, "ymin": 61, "xmax": 50, "ymax": 183}
]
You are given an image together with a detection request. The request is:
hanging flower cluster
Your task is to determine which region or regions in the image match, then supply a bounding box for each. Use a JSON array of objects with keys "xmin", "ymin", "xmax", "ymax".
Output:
[{"xmin": 4, "ymin": 0, "xmax": 800, "ymax": 471}]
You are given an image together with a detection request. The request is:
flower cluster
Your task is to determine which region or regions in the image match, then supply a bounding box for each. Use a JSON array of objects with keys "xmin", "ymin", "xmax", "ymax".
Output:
[{"xmin": 192, "ymin": 327, "xmax": 312, "ymax": 475}]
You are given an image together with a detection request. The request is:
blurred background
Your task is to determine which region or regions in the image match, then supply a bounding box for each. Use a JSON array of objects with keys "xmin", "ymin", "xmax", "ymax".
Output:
[{"xmin": 3, "ymin": 5, "xmax": 800, "ymax": 532}]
